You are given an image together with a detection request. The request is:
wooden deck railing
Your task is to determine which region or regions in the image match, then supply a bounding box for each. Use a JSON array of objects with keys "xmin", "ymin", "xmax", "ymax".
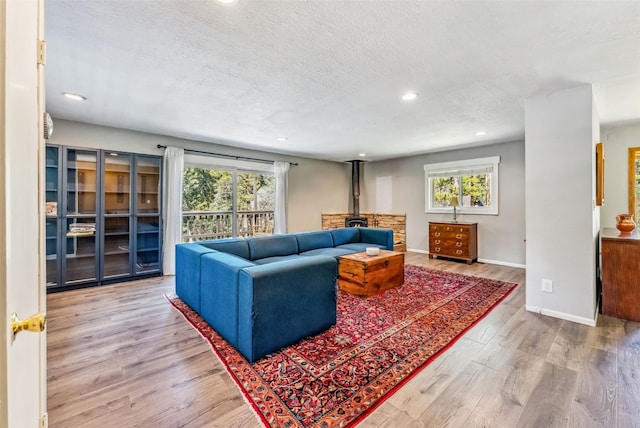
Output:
[{"xmin": 182, "ymin": 210, "xmax": 274, "ymax": 242}]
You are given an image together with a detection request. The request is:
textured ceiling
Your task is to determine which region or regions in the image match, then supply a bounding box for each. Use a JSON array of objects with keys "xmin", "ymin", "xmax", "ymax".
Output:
[{"xmin": 45, "ymin": 1, "xmax": 640, "ymax": 162}]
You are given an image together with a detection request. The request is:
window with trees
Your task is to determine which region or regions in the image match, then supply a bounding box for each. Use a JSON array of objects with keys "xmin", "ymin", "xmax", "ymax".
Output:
[
  {"xmin": 424, "ymin": 156, "xmax": 500, "ymax": 215},
  {"xmin": 182, "ymin": 159, "xmax": 275, "ymax": 241}
]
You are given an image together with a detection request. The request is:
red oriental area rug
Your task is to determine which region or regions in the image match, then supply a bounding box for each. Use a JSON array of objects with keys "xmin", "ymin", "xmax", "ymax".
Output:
[{"xmin": 165, "ymin": 265, "xmax": 518, "ymax": 427}]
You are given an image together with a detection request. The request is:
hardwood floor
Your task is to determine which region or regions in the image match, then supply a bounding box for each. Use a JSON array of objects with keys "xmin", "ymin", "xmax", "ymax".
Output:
[{"xmin": 46, "ymin": 253, "xmax": 640, "ymax": 427}]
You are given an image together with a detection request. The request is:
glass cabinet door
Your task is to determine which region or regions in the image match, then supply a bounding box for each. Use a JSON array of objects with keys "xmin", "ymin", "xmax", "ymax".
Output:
[
  {"xmin": 103, "ymin": 217, "xmax": 131, "ymax": 278},
  {"xmin": 102, "ymin": 152, "xmax": 132, "ymax": 279},
  {"xmin": 64, "ymin": 217, "xmax": 97, "ymax": 283},
  {"xmin": 137, "ymin": 156, "xmax": 160, "ymax": 214},
  {"xmin": 135, "ymin": 156, "xmax": 161, "ymax": 274},
  {"xmin": 136, "ymin": 217, "xmax": 160, "ymax": 273},
  {"xmin": 45, "ymin": 146, "xmax": 60, "ymax": 287},
  {"xmin": 104, "ymin": 152, "xmax": 131, "ymax": 214},
  {"xmin": 65, "ymin": 149, "xmax": 98, "ymax": 284}
]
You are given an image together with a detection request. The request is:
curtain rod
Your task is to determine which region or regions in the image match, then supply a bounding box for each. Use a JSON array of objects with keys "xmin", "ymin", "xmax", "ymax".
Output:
[{"xmin": 156, "ymin": 144, "xmax": 298, "ymax": 166}]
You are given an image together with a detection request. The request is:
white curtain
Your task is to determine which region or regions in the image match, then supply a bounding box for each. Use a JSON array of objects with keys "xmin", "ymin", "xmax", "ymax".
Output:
[
  {"xmin": 162, "ymin": 147, "xmax": 184, "ymax": 275},
  {"xmin": 274, "ymin": 161, "xmax": 290, "ymax": 234}
]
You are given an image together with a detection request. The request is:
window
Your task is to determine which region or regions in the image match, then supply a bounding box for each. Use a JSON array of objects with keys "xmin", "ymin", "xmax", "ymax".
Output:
[
  {"xmin": 424, "ymin": 156, "xmax": 500, "ymax": 215},
  {"xmin": 182, "ymin": 155, "xmax": 275, "ymax": 241}
]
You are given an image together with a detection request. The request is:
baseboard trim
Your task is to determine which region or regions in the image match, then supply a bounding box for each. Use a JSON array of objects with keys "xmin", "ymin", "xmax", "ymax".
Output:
[
  {"xmin": 525, "ymin": 305, "xmax": 597, "ymax": 326},
  {"xmin": 407, "ymin": 249, "xmax": 525, "ymax": 269},
  {"xmin": 407, "ymin": 248, "xmax": 429, "ymax": 254},
  {"xmin": 477, "ymin": 258, "xmax": 526, "ymax": 269}
]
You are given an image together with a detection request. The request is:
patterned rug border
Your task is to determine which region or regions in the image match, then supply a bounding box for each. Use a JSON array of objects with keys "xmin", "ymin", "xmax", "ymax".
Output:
[{"xmin": 165, "ymin": 266, "xmax": 519, "ymax": 427}]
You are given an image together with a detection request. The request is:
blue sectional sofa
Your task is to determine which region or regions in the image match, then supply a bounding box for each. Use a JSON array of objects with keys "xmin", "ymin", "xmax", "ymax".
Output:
[{"xmin": 175, "ymin": 227, "xmax": 393, "ymax": 362}]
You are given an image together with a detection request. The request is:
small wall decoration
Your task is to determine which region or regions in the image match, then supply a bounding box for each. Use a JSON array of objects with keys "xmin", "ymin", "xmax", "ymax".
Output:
[{"xmin": 596, "ymin": 142, "xmax": 604, "ymax": 206}]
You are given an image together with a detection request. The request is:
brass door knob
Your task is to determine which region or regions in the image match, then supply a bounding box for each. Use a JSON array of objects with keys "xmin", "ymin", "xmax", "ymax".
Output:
[{"xmin": 11, "ymin": 312, "xmax": 46, "ymax": 342}]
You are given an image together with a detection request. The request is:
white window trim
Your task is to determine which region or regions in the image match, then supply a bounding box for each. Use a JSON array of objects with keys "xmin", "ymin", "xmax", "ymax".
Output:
[{"xmin": 424, "ymin": 156, "xmax": 500, "ymax": 215}]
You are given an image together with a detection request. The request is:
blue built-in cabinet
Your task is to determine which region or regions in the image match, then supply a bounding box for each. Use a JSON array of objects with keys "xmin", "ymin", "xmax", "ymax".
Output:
[{"xmin": 46, "ymin": 145, "xmax": 162, "ymax": 291}]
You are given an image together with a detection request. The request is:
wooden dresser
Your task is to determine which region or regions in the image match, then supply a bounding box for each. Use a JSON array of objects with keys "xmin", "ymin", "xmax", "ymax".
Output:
[
  {"xmin": 428, "ymin": 221, "xmax": 478, "ymax": 264},
  {"xmin": 601, "ymin": 228, "xmax": 640, "ymax": 322}
]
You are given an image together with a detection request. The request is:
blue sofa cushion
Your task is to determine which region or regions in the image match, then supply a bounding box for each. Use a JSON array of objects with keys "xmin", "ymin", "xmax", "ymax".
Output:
[
  {"xmin": 200, "ymin": 252, "xmax": 256, "ymax": 346},
  {"xmin": 330, "ymin": 228, "xmax": 360, "ymax": 246},
  {"xmin": 247, "ymin": 235, "xmax": 298, "ymax": 261},
  {"xmin": 295, "ymin": 231, "xmax": 334, "ymax": 252},
  {"xmin": 236, "ymin": 256, "xmax": 337, "ymax": 362},
  {"xmin": 200, "ymin": 238, "xmax": 250, "ymax": 260},
  {"xmin": 175, "ymin": 243, "xmax": 216, "ymax": 313},
  {"xmin": 253, "ymin": 254, "xmax": 306, "ymax": 265},
  {"xmin": 299, "ymin": 247, "xmax": 355, "ymax": 258},
  {"xmin": 336, "ymin": 242, "xmax": 386, "ymax": 253},
  {"xmin": 359, "ymin": 227, "xmax": 394, "ymax": 250}
]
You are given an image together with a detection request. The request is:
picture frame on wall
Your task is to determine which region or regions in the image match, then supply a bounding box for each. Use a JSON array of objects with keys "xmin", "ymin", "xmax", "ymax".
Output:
[{"xmin": 596, "ymin": 142, "xmax": 604, "ymax": 206}]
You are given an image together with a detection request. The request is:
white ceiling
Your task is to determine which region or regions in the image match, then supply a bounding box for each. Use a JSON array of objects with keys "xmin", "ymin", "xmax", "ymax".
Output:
[{"xmin": 45, "ymin": 1, "xmax": 640, "ymax": 162}]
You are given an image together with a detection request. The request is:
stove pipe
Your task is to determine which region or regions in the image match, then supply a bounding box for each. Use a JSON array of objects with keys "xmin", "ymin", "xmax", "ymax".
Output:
[
  {"xmin": 345, "ymin": 160, "xmax": 368, "ymax": 227},
  {"xmin": 350, "ymin": 160, "xmax": 362, "ymax": 217}
]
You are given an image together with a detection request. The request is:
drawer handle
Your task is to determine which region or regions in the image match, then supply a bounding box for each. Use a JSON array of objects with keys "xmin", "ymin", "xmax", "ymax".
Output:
[
  {"xmin": 459, "ymin": 228, "xmax": 464, "ymax": 232},
  {"xmin": 434, "ymin": 232, "xmax": 440, "ymax": 237},
  {"xmin": 456, "ymin": 234, "xmax": 463, "ymax": 239},
  {"xmin": 435, "ymin": 247, "xmax": 441, "ymax": 252},
  {"xmin": 446, "ymin": 227, "xmax": 451, "ymax": 231},
  {"xmin": 435, "ymin": 239, "xmax": 441, "ymax": 244},
  {"xmin": 456, "ymin": 242, "xmax": 463, "ymax": 247},
  {"xmin": 456, "ymin": 250, "xmax": 463, "ymax": 255}
]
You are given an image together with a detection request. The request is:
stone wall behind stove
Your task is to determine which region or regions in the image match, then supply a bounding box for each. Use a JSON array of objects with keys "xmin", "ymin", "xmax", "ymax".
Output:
[{"xmin": 321, "ymin": 212, "xmax": 406, "ymax": 252}]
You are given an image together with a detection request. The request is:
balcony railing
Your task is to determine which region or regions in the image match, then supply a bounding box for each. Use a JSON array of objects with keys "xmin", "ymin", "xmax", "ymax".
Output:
[{"xmin": 182, "ymin": 210, "xmax": 274, "ymax": 242}]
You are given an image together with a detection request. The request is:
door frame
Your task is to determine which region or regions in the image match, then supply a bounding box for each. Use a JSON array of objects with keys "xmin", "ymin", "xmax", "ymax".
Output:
[{"xmin": 0, "ymin": 0, "xmax": 47, "ymax": 425}]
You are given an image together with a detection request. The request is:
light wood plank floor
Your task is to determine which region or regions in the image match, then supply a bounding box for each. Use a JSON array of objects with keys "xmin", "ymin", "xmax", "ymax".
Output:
[{"xmin": 47, "ymin": 253, "xmax": 640, "ymax": 427}]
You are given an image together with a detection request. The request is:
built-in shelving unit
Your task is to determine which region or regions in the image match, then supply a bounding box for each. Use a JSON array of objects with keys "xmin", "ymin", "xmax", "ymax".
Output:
[{"xmin": 45, "ymin": 145, "xmax": 162, "ymax": 292}]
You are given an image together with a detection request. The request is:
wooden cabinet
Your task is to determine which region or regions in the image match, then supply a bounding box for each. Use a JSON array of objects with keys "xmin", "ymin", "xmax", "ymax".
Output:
[
  {"xmin": 428, "ymin": 221, "xmax": 477, "ymax": 264},
  {"xmin": 601, "ymin": 228, "xmax": 640, "ymax": 322}
]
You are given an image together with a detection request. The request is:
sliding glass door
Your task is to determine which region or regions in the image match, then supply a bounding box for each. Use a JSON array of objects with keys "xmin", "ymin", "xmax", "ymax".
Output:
[{"xmin": 182, "ymin": 166, "xmax": 274, "ymax": 242}]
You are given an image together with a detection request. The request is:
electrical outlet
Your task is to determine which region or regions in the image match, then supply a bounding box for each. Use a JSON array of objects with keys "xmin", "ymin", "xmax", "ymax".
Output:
[{"xmin": 541, "ymin": 278, "xmax": 553, "ymax": 293}]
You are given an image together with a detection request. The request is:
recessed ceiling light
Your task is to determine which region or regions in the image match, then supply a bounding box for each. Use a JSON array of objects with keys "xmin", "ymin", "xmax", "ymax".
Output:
[
  {"xmin": 475, "ymin": 131, "xmax": 487, "ymax": 136},
  {"xmin": 359, "ymin": 153, "xmax": 366, "ymax": 157},
  {"xmin": 63, "ymin": 93, "xmax": 86, "ymax": 101},
  {"xmin": 217, "ymin": 0, "xmax": 238, "ymax": 4},
  {"xmin": 277, "ymin": 137, "xmax": 288, "ymax": 142},
  {"xmin": 401, "ymin": 92, "xmax": 418, "ymax": 101}
]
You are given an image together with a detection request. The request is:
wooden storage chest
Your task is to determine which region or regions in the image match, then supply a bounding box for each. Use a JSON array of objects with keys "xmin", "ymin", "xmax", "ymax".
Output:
[{"xmin": 337, "ymin": 250, "xmax": 404, "ymax": 296}]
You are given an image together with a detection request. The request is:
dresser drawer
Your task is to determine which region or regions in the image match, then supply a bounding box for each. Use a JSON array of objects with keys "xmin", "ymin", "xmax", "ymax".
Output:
[
  {"xmin": 429, "ymin": 224, "xmax": 471, "ymax": 233},
  {"xmin": 430, "ymin": 245, "xmax": 470, "ymax": 258},
  {"xmin": 429, "ymin": 237, "xmax": 469, "ymax": 247},
  {"xmin": 431, "ymin": 230, "xmax": 471, "ymax": 240}
]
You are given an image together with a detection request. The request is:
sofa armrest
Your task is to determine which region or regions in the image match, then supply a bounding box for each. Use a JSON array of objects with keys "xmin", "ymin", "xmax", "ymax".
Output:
[
  {"xmin": 236, "ymin": 256, "xmax": 337, "ymax": 362},
  {"xmin": 175, "ymin": 243, "xmax": 216, "ymax": 312},
  {"xmin": 358, "ymin": 227, "xmax": 394, "ymax": 250},
  {"xmin": 200, "ymin": 252, "xmax": 256, "ymax": 346}
]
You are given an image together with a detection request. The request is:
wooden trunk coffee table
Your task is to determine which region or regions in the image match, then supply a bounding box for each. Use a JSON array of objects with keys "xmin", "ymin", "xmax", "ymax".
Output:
[{"xmin": 337, "ymin": 249, "xmax": 405, "ymax": 296}]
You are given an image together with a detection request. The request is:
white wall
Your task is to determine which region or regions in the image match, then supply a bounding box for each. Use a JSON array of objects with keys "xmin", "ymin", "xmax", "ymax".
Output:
[
  {"xmin": 360, "ymin": 141, "xmax": 526, "ymax": 267},
  {"xmin": 601, "ymin": 122, "xmax": 640, "ymax": 228},
  {"xmin": 49, "ymin": 119, "xmax": 351, "ymax": 232},
  {"xmin": 524, "ymin": 84, "xmax": 599, "ymax": 325}
]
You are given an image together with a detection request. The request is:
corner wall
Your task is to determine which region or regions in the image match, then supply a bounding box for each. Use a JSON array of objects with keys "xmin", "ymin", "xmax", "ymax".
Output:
[
  {"xmin": 524, "ymin": 84, "xmax": 599, "ymax": 325},
  {"xmin": 360, "ymin": 141, "xmax": 526, "ymax": 267}
]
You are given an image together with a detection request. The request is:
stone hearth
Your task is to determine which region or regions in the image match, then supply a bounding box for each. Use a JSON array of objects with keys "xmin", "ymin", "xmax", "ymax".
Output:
[{"xmin": 321, "ymin": 212, "xmax": 406, "ymax": 252}]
